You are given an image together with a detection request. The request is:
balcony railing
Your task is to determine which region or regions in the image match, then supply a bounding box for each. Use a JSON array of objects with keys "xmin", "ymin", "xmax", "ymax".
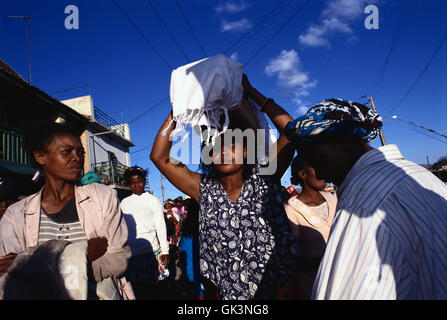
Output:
[
  {"xmin": 92, "ymin": 160, "xmax": 129, "ymax": 187},
  {"xmin": 93, "ymin": 106, "xmax": 126, "ymax": 138},
  {"xmin": 0, "ymin": 125, "xmax": 29, "ymax": 166}
]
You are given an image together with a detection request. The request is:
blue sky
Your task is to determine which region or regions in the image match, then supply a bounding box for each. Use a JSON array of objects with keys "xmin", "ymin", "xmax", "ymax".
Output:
[{"xmin": 1, "ymin": 0, "xmax": 446, "ymax": 201}]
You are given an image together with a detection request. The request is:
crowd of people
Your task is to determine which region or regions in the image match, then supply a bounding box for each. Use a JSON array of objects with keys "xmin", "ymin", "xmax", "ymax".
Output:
[{"xmin": 0, "ymin": 71, "xmax": 447, "ymax": 300}]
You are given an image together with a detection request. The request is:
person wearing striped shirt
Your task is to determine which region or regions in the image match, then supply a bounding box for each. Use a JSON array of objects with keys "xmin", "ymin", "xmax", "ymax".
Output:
[{"xmin": 285, "ymin": 98, "xmax": 447, "ymax": 299}]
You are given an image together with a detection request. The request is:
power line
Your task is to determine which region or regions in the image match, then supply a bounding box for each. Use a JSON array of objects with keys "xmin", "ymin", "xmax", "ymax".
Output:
[
  {"xmin": 128, "ymin": 96, "xmax": 170, "ymax": 124},
  {"xmin": 174, "ymin": 0, "xmax": 207, "ymax": 57},
  {"xmin": 112, "ymin": 0, "xmax": 173, "ymax": 70},
  {"xmin": 223, "ymin": 0, "xmax": 289, "ymax": 55},
  {"xmin": 49, "ymin": 84, "xmax": 91, "ymax": 95},
  {"xmin": 131, "ymin": 142, "xmax": 154, "ymax": 154},
  {"xmin": 120, "ymin": 0, "xmax": 308, "ymax": 125},
  {"xmin": 144, "ymin": 0, "xmax": 191, "ymax": 63},
  {"xmin": 244, "ymin": 0, "xmax": 312, "ymax": 66},
  {"xmin": 229, "ymin": 0, "xmax": 295, "ymax": 56},
  {"xmin": 392, "ymin": 115, "xmax": 447, "ymax": 140},
  {"xmin": 385, "ymin": 32, "xmax": 447, "ymax": 118},
  {"xmin": 412, "ymin": 128, "xmax": 447, "ymax": 145},
  {"xmin": 366, "ymin": 0, "xmax": 417, "ymax": 97}
]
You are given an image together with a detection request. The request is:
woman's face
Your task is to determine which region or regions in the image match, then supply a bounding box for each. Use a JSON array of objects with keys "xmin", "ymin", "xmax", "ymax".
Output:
[
  {"xmin": 129, "ymin": 175, "xmax": 145, "ymax": 196},
  {"xmin": 212, "ymin": 141, "xmax": 246, "ymax": 176},
  {"xmin": 302, "ymin": 166, "xmax": 327, "ymax": 191},
  {"xmin": 35, "ymin": 134, "xmax": 85, "ymax": 182}
]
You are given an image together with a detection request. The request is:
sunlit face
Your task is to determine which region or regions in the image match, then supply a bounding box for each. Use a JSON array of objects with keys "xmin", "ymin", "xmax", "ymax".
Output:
[
  {"xmin": 129, "ymin": 175, "xmax": 145, "ymax": 196},
  {"xmin": 34, "ymin": 134, "xmax": 85, "ymax": 182}
]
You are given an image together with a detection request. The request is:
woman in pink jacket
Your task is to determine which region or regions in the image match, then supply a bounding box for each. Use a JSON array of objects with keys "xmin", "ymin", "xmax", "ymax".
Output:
[
  {"xmin": 279, "ymin": 156, "xmax": 337, "ymax": 300},
  {"xmin": 0, "ymin": 122, "xmax": 131, "ymax": 299}
]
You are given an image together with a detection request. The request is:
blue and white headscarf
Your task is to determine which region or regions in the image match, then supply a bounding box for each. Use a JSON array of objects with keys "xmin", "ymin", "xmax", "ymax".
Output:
[{"xmin": 285, "ymin": 98, "xmax": 383, "ymax": 143}]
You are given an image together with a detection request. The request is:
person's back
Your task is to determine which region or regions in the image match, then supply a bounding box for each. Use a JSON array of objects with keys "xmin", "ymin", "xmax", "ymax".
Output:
[{"xmin": 314, "ymin": 144, "xmax": 447, "ymax": 299}]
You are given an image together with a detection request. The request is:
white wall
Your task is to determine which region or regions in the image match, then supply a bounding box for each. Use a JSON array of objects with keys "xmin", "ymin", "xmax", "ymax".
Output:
[
  {"xmin": 61, "ymin": 95, "xmax": 132, "ymax": 169},
  {"xmin": 86, "ymin": 128, "xmax": 131, "ymax": 168},
  {"xmin": 61, "ymin": 95, "xmax": 94, "ymax": 118}
]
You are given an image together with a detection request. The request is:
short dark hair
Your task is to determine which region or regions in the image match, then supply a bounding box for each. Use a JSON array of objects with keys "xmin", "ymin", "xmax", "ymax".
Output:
[
  {"xmin": 22, "ymin": 121, "xmax": 81, "ymax": 169},
  {"xmin": 124, "ymin": 166, "xmax": 147, "ymax": 185},
  {"xmin": 290, "ymin": 156, "xmax": 308, "ymax": 186},
  {"xmin": 174, "ymin": 196, "xmax": 183, "ymax": 203}
]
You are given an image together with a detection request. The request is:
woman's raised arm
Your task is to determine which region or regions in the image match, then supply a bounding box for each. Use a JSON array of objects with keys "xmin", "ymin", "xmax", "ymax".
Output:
[
  {"xmin": 242, "ymin": 75, "xmax": 295, "ymax": 182},
  {"xmin": 150, "ymin": 111, "xmax": 201, "ymax": 202}
]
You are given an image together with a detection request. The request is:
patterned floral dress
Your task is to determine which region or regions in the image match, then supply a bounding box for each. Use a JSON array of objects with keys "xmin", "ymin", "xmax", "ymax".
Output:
[{"xmin": 199, "ymin": 165, "xmax": 300, "ymax": 300}]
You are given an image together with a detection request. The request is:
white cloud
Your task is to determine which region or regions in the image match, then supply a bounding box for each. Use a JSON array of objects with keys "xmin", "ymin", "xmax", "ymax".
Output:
[
  {"xmin": 322, "ymin": 0, "xmax": 370, "ymax": 20},
  {"xmin": 299, "ymin": 18, "xmax": 352, "ymax": 48},
  {"xmin": 216, "ymin": 1, "xmax": 250, "ymax": 14},
  {"xmin": 265, "ymin": 50, "xmax": 316, "ymax": 116},
  {"xmin": 295, "ymin": 105, "xmax": 309, "ymax": 116},
  {"xmin": 265, "ymin": 49, "xmax": 317, "ymax": 94},
  {"xmin": 299, "ymin": 0, "xmax": 376, "ymax": 48},
  {"xmin": 230, "ymin": 52, "xmax": 239, "ymax": 61},
  {"xmin": 292, "ymin": 96, "xmax": 311, "ymax": 116},
  {"xmin": 220, "ymin": 18, "xmax": 253, "ymax": 33}
]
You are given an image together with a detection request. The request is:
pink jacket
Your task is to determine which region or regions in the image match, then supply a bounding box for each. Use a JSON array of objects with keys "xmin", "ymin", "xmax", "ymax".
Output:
[
  {"xmin": 284, "ymin": 191, "xmax": 337, "ymax": 258},
  {"xmin": 0, "ymin": 183, "xmax": 131, "ymax": 283}
]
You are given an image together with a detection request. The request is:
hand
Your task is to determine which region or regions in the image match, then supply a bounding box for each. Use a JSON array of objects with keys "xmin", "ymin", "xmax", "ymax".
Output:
[
  {"xmin": 242, "ymin": 73, "xmax": 251, "ymax": 88},
  {"xmin": 160, "ymin": 254, "xmax": 170, "ymax": 267},
  {"xmin": 242, "ymin": 74, "xmax": 253, "ymax": 93},
  {"xmin": 87, "ymin": 237, "xmax": 108, "ymax": 262},
  {"xmin": 0, "ymin": 253, "xmax": 17, "ymax": 277}
]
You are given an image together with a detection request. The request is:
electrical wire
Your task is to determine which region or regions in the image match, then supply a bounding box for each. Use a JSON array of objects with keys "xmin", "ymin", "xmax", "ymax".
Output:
[
  {"xmin": 244, "ymin": 0, "xmax": 312, "ymax": 66},
  {"xmin": 366, "ymin": 0, "xmax": 417, "ymax": 97},
  {"xmin": 49, "ymin": 84, "xmax": 91, "ymax": 95},
  {"xmin": 385, "ymin": 32, "xmax": 447, "ymax": 118},
  {"xmin": 119, "ymin": 0, "xmax": 309, "ymax": 125},
  {"xmin": 112, "ymin": 0, "xmax": 173, "ymax": 70},
  {"xmin": 228, "ymin": 0, "xmax": 295, "ymax": 56},
  {"xmin": 128, "ymin": 96, "xmax": 170, "ymax": 124},
  {"xmin": 411, "ymin": 128, "xmax": 447, "ymax": 145},
  {"xmin": 131, "ymin": 142, "xmax": 154, "ymax": 154},
  {"xmin": 174, "ymin": 0, "xmax": 207, "ymax": 57},
  {"xmin": 144, "ymin": 0, "xmax": 191, "ymax": 63},
  {"xmin": 223, "ymin": 0, "xmax": 289, "ymax": 55}
]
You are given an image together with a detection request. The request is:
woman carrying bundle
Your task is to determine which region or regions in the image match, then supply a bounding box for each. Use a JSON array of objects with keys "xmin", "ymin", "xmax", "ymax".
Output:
[{"xmin": 151, "ymin": 75, "xmax": 299, "ymax": 300}]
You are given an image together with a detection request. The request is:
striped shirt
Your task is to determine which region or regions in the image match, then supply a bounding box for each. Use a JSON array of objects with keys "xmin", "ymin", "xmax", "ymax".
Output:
[
  {"xmin": 312, "ymin": 144, "xmax": 447, "ymax": 300},
  {"xmin": 38, "ymin": 199, "xmax": 88, "ymax": 245}
]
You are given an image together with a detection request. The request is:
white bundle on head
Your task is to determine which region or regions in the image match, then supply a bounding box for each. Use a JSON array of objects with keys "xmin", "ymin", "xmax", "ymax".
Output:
[
  {"xmin": 167, "ymin": 53, "xmax": 276, "ymax": 161},
  {"xmin": 168, "ymin": 54, "xmax": 244, "ymax": 143}
]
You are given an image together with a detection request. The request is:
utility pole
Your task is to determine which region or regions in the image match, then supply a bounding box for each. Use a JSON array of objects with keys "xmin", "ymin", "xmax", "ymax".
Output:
[
  {"xmin": 369, "ymin": 96, "xmax": 386, "ymax": 146},
  {"xmin": 8, "ymin": 16, "xmax": 31, "ymax": 83},
  {"xmin": 160, "ymin": 172, "xmax": 165, "ymax": 203}
]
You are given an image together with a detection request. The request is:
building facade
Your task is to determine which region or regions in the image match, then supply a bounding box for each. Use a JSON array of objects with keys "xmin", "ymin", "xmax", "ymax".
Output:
[
  {"xmin": 61, "ymin": 95, "xmax": 135, "ymax": 199},
  {"xmin": 0, "ymin": 58, "xmax": 89, "ymax": 197}
]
